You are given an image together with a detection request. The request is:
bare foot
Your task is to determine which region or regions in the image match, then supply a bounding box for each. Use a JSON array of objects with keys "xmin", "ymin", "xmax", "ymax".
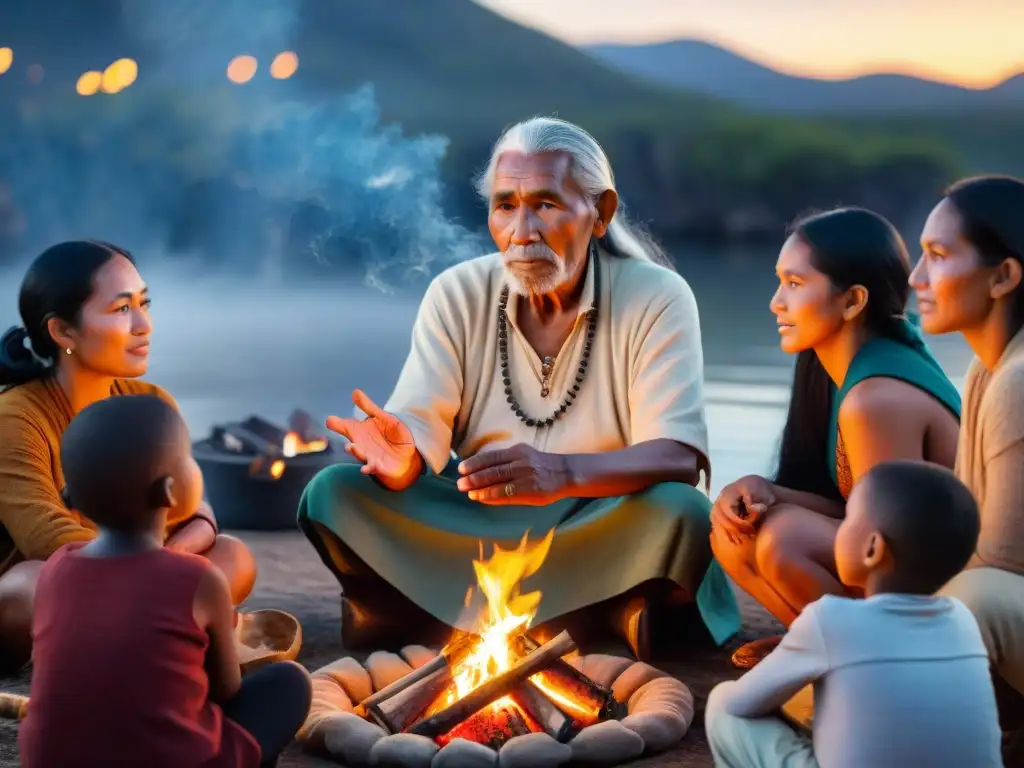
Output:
[{"xmin": 730, "ymin": 635, "xmax": 783, "ymax": 669}]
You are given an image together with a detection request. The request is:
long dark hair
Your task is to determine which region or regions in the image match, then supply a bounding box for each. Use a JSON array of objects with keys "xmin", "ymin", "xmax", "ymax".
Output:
[
  {"xmin": 944, "ymin": 175, "xmax": 1024, "ymax": 334},
  {"xmin": 0, "ymin": 240, "xmax": 136, "ymax": 388},
  {"xmin": 773, "ymin": 208, "xmax": 922, "ymax": 498}
]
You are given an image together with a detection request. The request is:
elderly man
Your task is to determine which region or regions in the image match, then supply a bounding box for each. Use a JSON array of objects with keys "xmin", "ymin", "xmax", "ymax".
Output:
[{"xmin": 297, "ymin": 117, "xmax": 739, "ymax": 659}]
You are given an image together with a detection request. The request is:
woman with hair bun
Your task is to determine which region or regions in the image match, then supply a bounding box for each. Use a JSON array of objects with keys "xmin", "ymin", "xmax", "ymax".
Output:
[{"xmin": 0, "ymin": 240, "xmax": 257, "ymax": 671}]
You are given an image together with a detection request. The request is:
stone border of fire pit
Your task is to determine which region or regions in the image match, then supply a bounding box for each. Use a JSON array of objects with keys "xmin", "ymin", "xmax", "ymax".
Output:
[{"xmin": 296, "ymin": 645, "xmax": 694, "ymax": 767}]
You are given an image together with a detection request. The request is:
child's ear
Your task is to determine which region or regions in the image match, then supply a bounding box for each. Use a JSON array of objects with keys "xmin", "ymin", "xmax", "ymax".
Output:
[
  {"xmin": 149, "ymin": 476, "xmax": 177, "ymax": 509},
  {"xmin": 863, "ymin": 531, "xmax": 887, "ymax": 568}
]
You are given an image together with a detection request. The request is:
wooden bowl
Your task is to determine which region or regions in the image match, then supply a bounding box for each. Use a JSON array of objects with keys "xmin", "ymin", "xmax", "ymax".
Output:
[{"xmin": 236, "ymin": 609, "xmax": 303, "ymax": 674}]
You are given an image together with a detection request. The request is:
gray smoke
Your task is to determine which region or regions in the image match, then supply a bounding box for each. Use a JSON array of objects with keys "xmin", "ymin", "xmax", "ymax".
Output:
[{"xmin": 0, "ymin": 0, "xmax": 486, "ymax": 288}]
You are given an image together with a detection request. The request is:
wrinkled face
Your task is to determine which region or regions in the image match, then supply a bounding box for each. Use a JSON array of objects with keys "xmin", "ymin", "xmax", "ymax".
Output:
[
  {"xmin": 833, "ymin": 481, "xmax": 878, "ymax": 589},
  {"xmin": 488, "ymin": 151, "xmax": 600, "ymax": 297},
  {"xmin": 56, "ymin": 255, "xmax": 152, "ymax": 378},
  {"xmin": 910, "ymin": 198, "xmax": 1000, "ymax": 335},
  {"xmin": 769, "ymin": 235, "xmax": 848, "ymax": 354}
]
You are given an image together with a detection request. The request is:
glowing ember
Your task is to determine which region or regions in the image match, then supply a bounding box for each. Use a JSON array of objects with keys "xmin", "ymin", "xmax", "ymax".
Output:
[
  {"xmin": 282, "ymin": 431, "xmax": 328, "ymax": 457},
  {"xmin": 432, "ymin": 529, "xmax": 555, "ymax": 719}
]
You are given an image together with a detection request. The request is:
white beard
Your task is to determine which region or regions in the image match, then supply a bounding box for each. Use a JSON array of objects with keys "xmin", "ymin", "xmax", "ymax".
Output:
[{"xmin": 502, "ymin": 243, "xmax": 579, "ymax": 297}]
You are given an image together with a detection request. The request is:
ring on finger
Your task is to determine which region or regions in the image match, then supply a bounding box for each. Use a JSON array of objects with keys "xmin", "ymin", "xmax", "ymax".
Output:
[{"xmin": 504, "ymin": 482, "xmax": 515, "ymax": 498}]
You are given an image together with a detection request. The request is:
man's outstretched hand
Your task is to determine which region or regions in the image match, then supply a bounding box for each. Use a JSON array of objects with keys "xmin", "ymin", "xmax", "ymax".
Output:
[{"xmin": 326, "ymin": 389, "xmax": 422, "ymax": 491}]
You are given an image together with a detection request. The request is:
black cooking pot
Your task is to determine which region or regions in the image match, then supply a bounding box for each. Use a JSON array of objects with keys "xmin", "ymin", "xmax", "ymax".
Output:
[{"xmin": 193, "ymin": 437, "xmax": 346, "ymax": 531}]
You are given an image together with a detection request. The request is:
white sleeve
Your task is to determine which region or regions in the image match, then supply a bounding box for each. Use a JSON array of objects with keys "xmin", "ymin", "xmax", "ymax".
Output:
[
  {"xmin": 384, "ymin": 276, "xmax": 464, "ymax": 474},
  {"xmin": 725, "ymin": 602, "xmax": 831, "ymax": 718}
]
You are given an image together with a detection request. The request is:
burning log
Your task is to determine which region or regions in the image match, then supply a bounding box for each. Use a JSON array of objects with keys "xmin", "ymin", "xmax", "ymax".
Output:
[
  {"xmin": 510, "ymin": 681, "xmax": 575, "ymax": 742},
  {"xmin": 365, "ymin": 665, "xmax": 452, "ymax": 733},
  {"xmin": 436, "ymin": 701, "xmax": 540, "ymax": 750},
  {"xmin": 213, "ymin": 418, "xmax": 286, "ymax": 457},
  {"xmin": 407, "ymin": 630, "xmax": 577, "ymax": 740},
  {"xmin": 287, "ymin": 409, "xmax": 324, "ymax": 444},
  {"xmin": 514, "ymin": 632, "xmax": 619, "ymax": 726},
  {"xmin": 355, "ymin": 633, "xmax": 480, "ymax": 733},
  {"xmin": 206, "ymin": 413, "xmax": 332, "ymax": 482}
]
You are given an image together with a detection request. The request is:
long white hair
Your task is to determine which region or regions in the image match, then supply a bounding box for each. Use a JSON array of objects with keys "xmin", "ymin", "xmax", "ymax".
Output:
[{"xmin": 475, "ymin": 117, "xmax": 675, "ymax": 269}]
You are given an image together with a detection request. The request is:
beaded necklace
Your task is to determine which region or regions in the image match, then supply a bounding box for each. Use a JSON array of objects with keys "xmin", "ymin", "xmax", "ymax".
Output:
[{"xmin": 497, "ymin": 245, "xmax": 599, "ymax": 428}]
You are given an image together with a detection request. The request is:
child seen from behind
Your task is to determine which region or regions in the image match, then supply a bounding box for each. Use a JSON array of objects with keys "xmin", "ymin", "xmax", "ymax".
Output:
[
  {"xmin": 20, "ymin": 394, "xmax": 312, "ymax": 768},
  {"xmin": 706, "ymin": 460, "xmax": 1002, "ymax": 767}
]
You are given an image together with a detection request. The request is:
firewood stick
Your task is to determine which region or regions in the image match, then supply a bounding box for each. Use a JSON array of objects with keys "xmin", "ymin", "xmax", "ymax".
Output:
[
  {"xmin": 355, "ymin": 632, "xmax": 478, "ymax": 717},
  {"xmin": 514, "ymin": 631, "xmax": 613, "ymax": 724},
  {"xmin": 407, "ymin": 630, "xmax": 577, "ymax": 739},
  {"xmin": 511, "ymin": 681, "xmax": 574, "ymax": 742},
  {"xmin": 367, "ymin": 666, "xmax": 453, "ymax": 733}
]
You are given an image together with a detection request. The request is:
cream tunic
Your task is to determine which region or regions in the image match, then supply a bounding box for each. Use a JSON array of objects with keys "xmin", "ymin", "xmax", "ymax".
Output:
[
  {"xmin": 383, "ymin": 249, "xmax": 710, "ymax": 480},
  {"xmin": 955, "ymin": 325, "xmax": 1024, "ymax": 574}
]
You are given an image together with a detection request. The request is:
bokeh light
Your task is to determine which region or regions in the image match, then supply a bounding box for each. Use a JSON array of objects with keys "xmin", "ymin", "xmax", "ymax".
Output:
[
  {"xmin": 227, "ymin": 55, "xmax": 258, "ymax": 84},
  {"xmin": 76, "ymin": 71, "xmax": 103, "ymax": 96},
  {"xmin": 101, "ymin": 58, "xmax": 138, "ymax": 94},
  {"xmin": 270, "ymin": 51, "xmax": 299, "ymax": 80},
  {"xmin": 0, "ymin": 48, "xmax": 12, "ymax": 76},
  {"xmin": 26, "ymin": 64, "xmax": 44, "ymax": 85}
]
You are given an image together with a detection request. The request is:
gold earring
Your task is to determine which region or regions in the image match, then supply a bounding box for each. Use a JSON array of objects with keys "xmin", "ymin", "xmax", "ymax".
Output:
[{"xmin": 65, "ymin": 348, "xmax": 72, "ymax": 356}]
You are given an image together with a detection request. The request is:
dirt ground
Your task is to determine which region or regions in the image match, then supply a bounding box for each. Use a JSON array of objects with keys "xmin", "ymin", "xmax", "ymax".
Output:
[{"xmin": 0, "ymin": 531, "xmax": 779, "ymax": 767}]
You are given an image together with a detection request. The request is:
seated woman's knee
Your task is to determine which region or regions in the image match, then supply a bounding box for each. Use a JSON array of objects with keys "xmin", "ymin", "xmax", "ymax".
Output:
[
  {"xmin": 940, "ymin": 568, "xmax": 998, "ymax": 614},
  {"xmin": 0, "ymin": 561, "xmax": 43, "ymax": 671},
  {"xmin": 208, "ymin": 535, "xmax": 257, "ymax": 605},
  {"xmin": 710, "ymin": 524, "xmax": 757, "ymax": 579},
  {"xmin": 939, "ymin": 568, "xmax": 1009, "ymax": 653},
  {"xmin": 754, "ymin": 509, "xmax": 811, "ymax": 587}
]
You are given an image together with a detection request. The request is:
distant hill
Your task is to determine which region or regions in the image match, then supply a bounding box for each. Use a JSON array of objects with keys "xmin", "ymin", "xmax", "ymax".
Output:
[
  {"xmin": 586, "ymin": 39, "xmax": 1024, "ymax": 115},
  {"xmin": 0, "ymin": 0, "xmax": 722, "ymax": 135},
  {"xmin": 0, "ymin": 1, "xmax": 982, "ymax": 245},
  {"xmin": 294, "ymin": 0, "xmax": 718, "ymax": 132}
]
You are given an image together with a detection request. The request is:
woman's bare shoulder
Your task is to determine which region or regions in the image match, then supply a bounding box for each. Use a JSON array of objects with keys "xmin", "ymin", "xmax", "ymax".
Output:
[{"xmin": 839, "ymin": 376, "xmax": 944, "ymax": 426}]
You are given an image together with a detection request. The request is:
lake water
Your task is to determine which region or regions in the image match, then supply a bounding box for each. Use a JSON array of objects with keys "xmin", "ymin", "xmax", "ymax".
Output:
[{"xmin": 0, "ymin": 244, "xmax": 975, "ymax": 496}]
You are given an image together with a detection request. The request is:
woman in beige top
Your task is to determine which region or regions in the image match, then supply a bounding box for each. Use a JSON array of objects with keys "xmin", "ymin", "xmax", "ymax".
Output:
[{"xmin": 910, "ymin": 174, "xmax": 1024, "ymax": 731}]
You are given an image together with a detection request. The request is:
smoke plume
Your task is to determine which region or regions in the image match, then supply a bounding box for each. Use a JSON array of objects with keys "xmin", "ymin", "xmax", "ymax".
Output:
[{"xmin": 0, "ymin": 0, "xmax": 486, "ymax": 289}]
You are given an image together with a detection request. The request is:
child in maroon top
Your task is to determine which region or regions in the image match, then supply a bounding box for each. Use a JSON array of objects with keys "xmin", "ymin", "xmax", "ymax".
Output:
[{"xmin": 20, "ymin": 394, "xmax": 311, "ymax": 768}]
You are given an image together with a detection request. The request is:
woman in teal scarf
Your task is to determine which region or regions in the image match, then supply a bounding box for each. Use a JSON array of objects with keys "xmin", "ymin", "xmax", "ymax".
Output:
[{"xmin": 710, "ymin": 208, "xmax": 962, "ymax": 667}]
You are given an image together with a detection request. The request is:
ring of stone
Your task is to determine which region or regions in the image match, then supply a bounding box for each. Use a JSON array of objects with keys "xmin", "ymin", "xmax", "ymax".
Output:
[{"xmin": 504, "ymin": 483, "xmax": 516, "ymax": 498}]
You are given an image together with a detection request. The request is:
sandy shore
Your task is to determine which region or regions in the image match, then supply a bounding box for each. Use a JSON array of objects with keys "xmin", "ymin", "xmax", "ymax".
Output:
[{"xmin": 0, "ymin": 531, "xmax": 778, "ymax": 767}]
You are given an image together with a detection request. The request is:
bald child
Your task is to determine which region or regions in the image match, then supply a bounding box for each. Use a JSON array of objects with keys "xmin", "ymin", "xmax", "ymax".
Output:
[
  {"xmin": 21, "ymin": 395, "xmax": 311, "ymax": 768},
  {"xmin": 706, "ymin": 460, "xmax": 1002, "ymax": 768}
]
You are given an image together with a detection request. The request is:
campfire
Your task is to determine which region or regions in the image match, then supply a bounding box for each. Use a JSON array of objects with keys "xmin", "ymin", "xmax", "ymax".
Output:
[
  {"xmin": 344, "ymin": 530, "xmax": 662, "ymax": 761},
  {"xmin": 295, "ymin": 527, "xmax": 695, "ymax": 767}
]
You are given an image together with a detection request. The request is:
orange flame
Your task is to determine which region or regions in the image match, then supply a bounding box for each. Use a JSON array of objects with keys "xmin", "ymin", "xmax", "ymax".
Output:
[
  {"xmin": 437, "ymin": 529, "xmax": 555, "ymax": 714},
  {"xmin": 282, "ymin": 431, "xmax": 328, "ymax": 457}
]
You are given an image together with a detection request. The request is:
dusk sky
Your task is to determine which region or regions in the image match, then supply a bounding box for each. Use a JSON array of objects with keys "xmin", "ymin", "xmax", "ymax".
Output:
[{"xmin": 476, "ymin": 0, "xmax": 1023, "ymax": 88}]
